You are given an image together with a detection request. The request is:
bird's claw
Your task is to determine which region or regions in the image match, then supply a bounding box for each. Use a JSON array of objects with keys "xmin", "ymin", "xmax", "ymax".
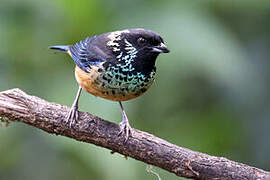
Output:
[
  {"xmin": 118, "ymin": 120, "xmax": 133, "ymax": 142},
  {"xmin": 65, "ymin": 105, "xmax": 79, "ymax": 128}
]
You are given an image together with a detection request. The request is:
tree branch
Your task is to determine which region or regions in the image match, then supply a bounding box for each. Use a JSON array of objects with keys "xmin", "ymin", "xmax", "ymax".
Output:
[{"xmin": 0, "ymin": 88, "xmax": 269, "ymax": 180}]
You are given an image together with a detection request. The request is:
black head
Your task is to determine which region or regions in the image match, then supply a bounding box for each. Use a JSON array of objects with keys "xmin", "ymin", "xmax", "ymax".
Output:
[
  {"xmin": 122, "ymin": 28, "xmax": 169, "ymax": 53},
  {"xmin": 103, "ymin": 28, "xmax": 169, "ymax": 74},
  {"xmin": 105, "ymin": 28, "xmax": 169, "ymax": 55}
]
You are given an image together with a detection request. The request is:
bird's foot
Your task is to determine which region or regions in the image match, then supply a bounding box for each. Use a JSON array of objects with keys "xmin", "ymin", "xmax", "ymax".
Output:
[
  {"xmin": 65, "ymin": 104, "xmax": 79, "ymax": 128},
  {"xmin": 118, "ymin": 120, "xmax": 133, "ymax": 142}
]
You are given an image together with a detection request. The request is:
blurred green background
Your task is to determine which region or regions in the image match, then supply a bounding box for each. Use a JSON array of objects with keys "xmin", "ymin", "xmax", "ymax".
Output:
[{"xmin": 1, "ymin": 0, "xmax": 270, "ymax": 179}]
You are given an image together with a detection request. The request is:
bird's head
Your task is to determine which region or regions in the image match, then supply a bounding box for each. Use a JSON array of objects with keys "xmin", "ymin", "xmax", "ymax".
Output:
[
  {"xmin": 121, "ymin": 28, "xmax": 169, "ymax": 54},
  {"xmin": 105, "ymin": 28, "xmax": 169, "ymax": 62},
  {"xmin": 97, "ymin": 28, "xmax": 170, "ymax": 76}
]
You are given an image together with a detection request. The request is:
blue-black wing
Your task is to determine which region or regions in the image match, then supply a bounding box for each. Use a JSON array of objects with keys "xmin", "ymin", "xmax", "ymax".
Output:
[{"xmin": 69, "ymin": 36, "xmax": 107, "ymax": 72}]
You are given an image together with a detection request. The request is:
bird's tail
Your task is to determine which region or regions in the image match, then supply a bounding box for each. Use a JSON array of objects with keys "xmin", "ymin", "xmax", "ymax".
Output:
[{"xmin": 49, "ymin": 45, "xmax": 70, "ymax": 52}]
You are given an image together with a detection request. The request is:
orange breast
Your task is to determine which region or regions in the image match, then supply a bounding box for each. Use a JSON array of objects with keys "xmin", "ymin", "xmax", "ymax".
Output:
[{"xmin": 74, "ymin": 66, "xmax": 146, "ymax": 101}]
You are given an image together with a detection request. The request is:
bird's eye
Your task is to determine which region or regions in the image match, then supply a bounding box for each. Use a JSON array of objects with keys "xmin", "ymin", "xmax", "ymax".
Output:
[{"xmin": 137, "ymin": 37, "xmax": 147, "ymax": 46}]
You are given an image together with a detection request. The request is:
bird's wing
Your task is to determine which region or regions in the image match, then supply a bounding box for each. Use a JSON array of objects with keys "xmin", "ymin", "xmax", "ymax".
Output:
[{"xmin": 69, "ymin": 36, "xmax": 107, "ymax": 72}]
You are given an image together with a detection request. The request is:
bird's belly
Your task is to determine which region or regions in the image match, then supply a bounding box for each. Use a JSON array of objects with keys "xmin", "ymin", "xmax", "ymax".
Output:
[{"xmin": 75, "ymin": 66, "xmax": 153, "ymax": 101}]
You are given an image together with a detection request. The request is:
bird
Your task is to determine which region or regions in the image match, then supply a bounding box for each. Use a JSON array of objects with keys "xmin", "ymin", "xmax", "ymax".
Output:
[{"xmin": 49, "ymin": 28, "xmax": 169, "ymax": 141}]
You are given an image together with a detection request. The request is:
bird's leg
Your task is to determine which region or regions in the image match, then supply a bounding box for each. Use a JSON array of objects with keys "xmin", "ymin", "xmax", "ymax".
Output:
[
  {"xmin": 118, "ymin": 101, "xmax": 133, "ymax": 141},
  {"xmin": 66, "ymin": 86, "xmax": 82, "ymax": 127}
]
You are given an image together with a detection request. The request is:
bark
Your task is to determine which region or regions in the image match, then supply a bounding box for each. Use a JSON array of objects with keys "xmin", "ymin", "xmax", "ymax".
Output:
[{"xmin": 0, "ymin": 88, "xmax": 269, "ymax": 180}]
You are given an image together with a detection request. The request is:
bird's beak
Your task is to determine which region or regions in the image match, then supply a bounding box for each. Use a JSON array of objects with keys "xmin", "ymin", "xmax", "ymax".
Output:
[{"xmin": 151, "ymin": 43, "xmax": 170, "ymax": 53}]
